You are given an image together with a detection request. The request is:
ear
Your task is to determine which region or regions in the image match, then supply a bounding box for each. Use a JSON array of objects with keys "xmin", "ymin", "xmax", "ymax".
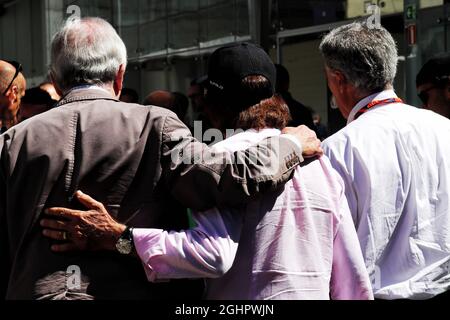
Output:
[
  {"xmin": 113, "ymin": 64, "xmax": 126, "ymax": 98},
  {"xmin": 50, "ymin": 72, "xmax": 64, "ymax": 97},
  {"xmin": 333, "ymin": 70, "xmax": 347, "ymax": 94},
  {"xmin": 5, "ymin": 85, "xmax": 19, "ymax": 104}
]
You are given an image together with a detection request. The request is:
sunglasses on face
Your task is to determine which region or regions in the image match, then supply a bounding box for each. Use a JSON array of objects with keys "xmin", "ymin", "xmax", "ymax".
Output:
[{"xmin": 2, "ymin": 60, "xmax": 23, "ymax": 96}]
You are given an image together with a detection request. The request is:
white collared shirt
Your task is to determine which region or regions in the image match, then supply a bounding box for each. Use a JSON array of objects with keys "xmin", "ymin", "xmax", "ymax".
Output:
[{"xmin": 323, "ymin": 90, "xmax": 450, "ymax": 299}]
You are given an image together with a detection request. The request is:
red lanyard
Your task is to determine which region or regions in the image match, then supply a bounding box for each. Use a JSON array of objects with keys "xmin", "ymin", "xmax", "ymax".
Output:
[{"xmin": 355, "ymin": 97, "xmax": 403, "ymax": 119}]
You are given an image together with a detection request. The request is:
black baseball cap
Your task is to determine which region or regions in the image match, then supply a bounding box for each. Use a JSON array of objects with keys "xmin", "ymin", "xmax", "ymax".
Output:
[
  {"xmin": 416, "ymin": 52, "xmax": 450, "ymax": 87},
  {"xmin": 205, "ymin": 42, "xmax": 276, "ymax": 109}
]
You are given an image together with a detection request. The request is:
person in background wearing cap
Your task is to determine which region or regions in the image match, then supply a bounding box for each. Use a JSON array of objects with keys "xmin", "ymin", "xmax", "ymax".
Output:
[
  {"xmin": 0, "ymin": 60, "xmax": 26, "ymax": 133},
  {"xmin": 321, "ymin": 22, "xmax": 450, "ymax": 299},
  {"xmin": 41, "ymin": 42, "xmax": 373, "ymax": 300},
  {"xmin": 417, "ymin": 52, "xmax": 450, "ymax": 119}
]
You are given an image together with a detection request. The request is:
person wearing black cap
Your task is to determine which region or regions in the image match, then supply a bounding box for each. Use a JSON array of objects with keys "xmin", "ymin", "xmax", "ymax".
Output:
[
  {"xmin": 41, "ymin": 42, "xmax": 373, "ymax": 300},
  {"xmin": 417, "ymin": 52, "xmax": 450, "ymax": 119}
]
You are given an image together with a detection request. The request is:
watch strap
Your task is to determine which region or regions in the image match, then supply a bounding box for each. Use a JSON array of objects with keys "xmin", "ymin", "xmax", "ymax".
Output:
[{"xmin": 120, "ymin": 226, "xmax": 134, "ymax": 242}]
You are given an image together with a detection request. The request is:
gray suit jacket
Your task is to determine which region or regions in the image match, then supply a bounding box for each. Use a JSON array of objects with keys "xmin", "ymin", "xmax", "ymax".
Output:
[{"xmin": 0, "ymin": 88, "xmax": 302, "ymax": 300}]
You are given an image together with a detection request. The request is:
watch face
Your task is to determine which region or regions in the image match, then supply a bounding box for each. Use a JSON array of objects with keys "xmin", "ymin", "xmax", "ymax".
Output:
[{"xmin": 116, "ymin": 238, "xmax": 133, "ymax": 255}]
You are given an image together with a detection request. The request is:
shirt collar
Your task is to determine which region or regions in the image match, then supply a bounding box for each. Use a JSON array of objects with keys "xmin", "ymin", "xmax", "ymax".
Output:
[
  {"xmin": 347, "ymin": 89, "xmax": 398, "ymax": 125},
  {"xmin": 65, "ymin": 85, "xmax": 113, "ymax": 96},
  {"xmin": 56, "ymin": 85, "xmax": 119, "ymax": 108}
]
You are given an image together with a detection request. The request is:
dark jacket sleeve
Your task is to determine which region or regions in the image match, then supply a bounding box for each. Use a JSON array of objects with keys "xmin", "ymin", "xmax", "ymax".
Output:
[
  {"xmin": 161, "ymin": 113, "xmax": 303, "ymax": 211},
  {"xmin": 0, "ymin": 135, "xmax": 9, "ymax": 299}
]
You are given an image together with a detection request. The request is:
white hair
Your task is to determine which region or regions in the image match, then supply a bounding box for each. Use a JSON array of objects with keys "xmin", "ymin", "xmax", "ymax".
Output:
[
  {"xmin": 319, "ymin": 22, "xmax": 398, "ymax": 93},
  {"xmin": 50, "ymin": 17, "xmax": 127, "ymax": 92}
]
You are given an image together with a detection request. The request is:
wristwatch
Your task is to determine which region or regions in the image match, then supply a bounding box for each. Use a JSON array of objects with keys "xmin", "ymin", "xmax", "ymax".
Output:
[{"xmin": 115, "ymin": 226, "xmax": 134, "ymax": 255}]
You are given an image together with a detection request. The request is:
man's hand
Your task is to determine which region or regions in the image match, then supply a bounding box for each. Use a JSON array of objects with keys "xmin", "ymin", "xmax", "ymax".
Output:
[
  {"xmin": 282, "ymin": 125, "xmax": 323, "ymax": 158},
  {"xmin": 40, "ymin": 191, "xmax": 126, "ymax": 252}
]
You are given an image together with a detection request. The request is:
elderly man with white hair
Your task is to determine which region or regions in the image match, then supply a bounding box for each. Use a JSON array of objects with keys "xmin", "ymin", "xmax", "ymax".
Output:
[
  {"xmin": 320, "ymin": 22, "xmax": 450, "ymax": 299},
  {"xmin": 0, "ymin": 17, "xmax": 322, "ymax": 300}
]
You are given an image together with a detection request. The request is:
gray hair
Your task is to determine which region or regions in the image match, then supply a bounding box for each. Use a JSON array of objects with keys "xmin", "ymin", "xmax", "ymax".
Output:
[
  {"xmin": 50, "ymin": 17, "xmax": 127, "ymax": 92},
  {"xmin": 319, "ymin": 22, "xmax": 398, "ymax": 93}
]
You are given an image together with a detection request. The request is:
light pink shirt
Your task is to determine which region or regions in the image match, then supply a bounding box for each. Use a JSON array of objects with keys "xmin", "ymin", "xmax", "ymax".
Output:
[{"xmin": 133, "ymin": 129, "xmax": 373, "ymax": 300}]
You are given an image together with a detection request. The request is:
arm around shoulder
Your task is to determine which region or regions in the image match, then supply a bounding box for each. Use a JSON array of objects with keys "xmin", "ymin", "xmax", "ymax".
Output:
[{"xmin": 161, "ymin": 114, "xmax": 305, "ymax": 211}]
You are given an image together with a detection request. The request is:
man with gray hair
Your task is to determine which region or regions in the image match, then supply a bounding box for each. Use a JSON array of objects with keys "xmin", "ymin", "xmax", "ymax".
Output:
[
  {"xmin": 0, "ymin": 17, "xmax": 321, "ymax": 300},
  {"xmin": 320, "ymin": 22, "xmax": 450, "ymax": 299}
]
